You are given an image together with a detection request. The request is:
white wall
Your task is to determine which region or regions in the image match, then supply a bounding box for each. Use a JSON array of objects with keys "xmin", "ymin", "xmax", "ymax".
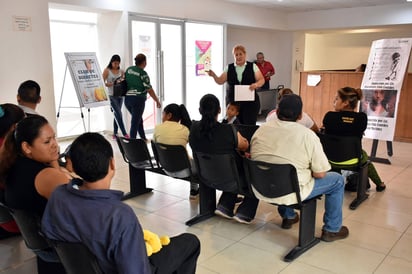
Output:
[
  {"xmin": 227, "ymin": 26, "xmax": 293, "ymax": 89},
  {"xmin": 1, "ymin": 0, "xmax": 57, "ymax": 126},
  {"xmin": 304, "ymin": 31, "xmax": 412, "ymax": 72},
  {"xmin": 287, "ymin": 4, "xmax": 412, "ymax": 31}
]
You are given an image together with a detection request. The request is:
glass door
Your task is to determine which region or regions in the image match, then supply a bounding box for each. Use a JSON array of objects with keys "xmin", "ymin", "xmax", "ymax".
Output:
[{"xmin": 130, "ymin": 16, "xmax": 184, "ymax": 132}]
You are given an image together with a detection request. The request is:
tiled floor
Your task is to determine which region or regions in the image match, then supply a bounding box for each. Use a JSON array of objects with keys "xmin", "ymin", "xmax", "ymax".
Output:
[{"xmin": 1, "ymin": 136, "xmax": 412, "ymax": 273}]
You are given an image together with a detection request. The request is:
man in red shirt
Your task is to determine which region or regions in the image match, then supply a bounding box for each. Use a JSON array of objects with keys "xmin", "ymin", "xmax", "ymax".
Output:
[{"xmin": 255, "ymin": 52, "xmax": 275, "ymax": 90}]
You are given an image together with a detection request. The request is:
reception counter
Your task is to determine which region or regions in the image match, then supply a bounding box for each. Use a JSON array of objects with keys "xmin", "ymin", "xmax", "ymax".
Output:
[{"xmin": 299, "ymin": 71, "xmax": 412, "ymax": 142}]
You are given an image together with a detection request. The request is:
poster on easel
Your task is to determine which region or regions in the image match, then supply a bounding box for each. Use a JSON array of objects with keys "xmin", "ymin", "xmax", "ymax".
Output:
[
  {"xmin": 359, "ymin": 38, "xmax": 412, "ymax": 141},
  {"xmin": 64, "ymin": 52, "xmax": 109, "ymax": 108}
]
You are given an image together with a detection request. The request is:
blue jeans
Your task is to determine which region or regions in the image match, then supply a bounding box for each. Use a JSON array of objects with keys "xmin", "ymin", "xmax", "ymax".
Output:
[
  {"xmin": 110, "ymin": 96, "xmax": 127, "ymax": 136},
  {"xmin": 124, "ymin": 96, "xmax": 147, "ymax": 140},
  {"xmin": 278, "ymin": 171, "xmax": 344, "ymax": 232}
]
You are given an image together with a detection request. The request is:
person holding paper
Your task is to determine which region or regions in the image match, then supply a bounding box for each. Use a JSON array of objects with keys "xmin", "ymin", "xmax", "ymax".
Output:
[{"xmin": 207, "ymin": 45, "xmax": 264, "ymax": 125}]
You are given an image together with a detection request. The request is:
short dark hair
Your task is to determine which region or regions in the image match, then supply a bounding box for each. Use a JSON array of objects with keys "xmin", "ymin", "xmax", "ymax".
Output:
[
  {"xmin": 277, "ymin": 94, "xmax": 302, "ymax": 121},
  {"xmin": 227, "ymin": 101, "xmax": 240, "ymax": 112},
  {"xmin": 134, "ymin": 54, "xmax": 146, "ymax": 66},
  {"xmin": 17, "ymin": 80, "xmax": 41, "ymax": 104},
  {"xmin": 69, "ymin": 133, "xmax": 113, "ymax": 182}
]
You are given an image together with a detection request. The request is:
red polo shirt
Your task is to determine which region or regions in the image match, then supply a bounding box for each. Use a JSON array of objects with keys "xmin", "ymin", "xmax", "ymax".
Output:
[{"xmin": 256, "ymin": 61, "xmax": 275, "ymax": 81}]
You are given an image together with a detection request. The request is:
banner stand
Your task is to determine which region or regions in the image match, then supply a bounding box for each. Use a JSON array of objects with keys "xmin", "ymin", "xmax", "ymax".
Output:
[
  {"xmin": 369, "ymin": 139, "xmax": 392, "ymax": 165},
  {"xmin": 360, "ymin": 38, "xmax": 412, "ymax": 165},
  {"xmin": 56, "ymin": 64, "xmax": 87, "ymax": 132},
  {"xmin": 57, "ymin": 52, "xmax": 110, "ymax": 134}
]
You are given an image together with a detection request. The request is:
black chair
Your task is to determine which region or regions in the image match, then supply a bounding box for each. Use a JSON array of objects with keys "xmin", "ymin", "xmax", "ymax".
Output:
[
  {"xmin": 49, "ymin": 240, "xmax": 103, "ymax": 274},
  {"xmin": 8, "ymin": 208, "xmax": 66, "ymax": 273},
  {"xmin": 244, "ymin": 158, "xmax": 321, "ymax": 262},
  {"xmin": 151, "ymin": 142, "xmax": 196, "ymax": 182},
  {"xmin": 186, "ymin": 151, "xmax": 249, "ymax": 226},
  {"xmin": 0, "ymin": 204, "xmax": 14, "ymax": 224},
  {"xmin": 117, "ymin": 137, "xmax": 164, "ymax": 200},
  {"xmin": 318, "ymin": 134, "xmax": 369, "ymax": 210},
  {"xmin": 234, "ymin": 124, "xmax": 259, "ymax": 142},
  {"xmin": 0, "ymin": 191, "xmax": 14, "ymax": 224}
]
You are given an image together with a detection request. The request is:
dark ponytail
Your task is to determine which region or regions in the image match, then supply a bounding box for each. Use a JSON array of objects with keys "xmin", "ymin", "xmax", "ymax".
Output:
[
  {"xmin": 198, "ymin": 94, "xmax": 220, "ymax": 140},
  {"xmin": 163, "ymin": 103, "xmax": 192, "ymax": 129}
]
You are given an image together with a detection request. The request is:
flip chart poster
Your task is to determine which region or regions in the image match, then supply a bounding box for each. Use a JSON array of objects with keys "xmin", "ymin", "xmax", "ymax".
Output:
[
  {"xmin": 65, "ymin": 52, "xmax": 109, "ymax": 108},
  {"xmin": 360, "ymin": 38, "xmax": 412, "ymax": 141}
]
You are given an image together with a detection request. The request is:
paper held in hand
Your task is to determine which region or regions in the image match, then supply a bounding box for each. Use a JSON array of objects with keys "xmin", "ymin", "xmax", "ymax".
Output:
[{"xmin": 234, "ymin": 85, "xmax": 254, "ymax": 101}]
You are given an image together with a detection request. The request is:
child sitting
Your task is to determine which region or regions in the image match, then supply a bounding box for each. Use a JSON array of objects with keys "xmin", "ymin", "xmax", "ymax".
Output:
[{"xmin": 221, "ymin": 102, "xmax": 240, "ymax": 124}]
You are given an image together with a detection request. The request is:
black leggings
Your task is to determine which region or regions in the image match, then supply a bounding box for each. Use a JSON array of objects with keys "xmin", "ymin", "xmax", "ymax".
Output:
[{"xmin": 149, "ymin": 233, "xmax": 200, "ymax": 274}]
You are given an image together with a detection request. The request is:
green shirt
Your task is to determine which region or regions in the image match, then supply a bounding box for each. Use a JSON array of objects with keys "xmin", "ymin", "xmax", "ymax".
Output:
[{"xmin": 125, "ymin": 66, "xmax": 152, "ymax": 96}]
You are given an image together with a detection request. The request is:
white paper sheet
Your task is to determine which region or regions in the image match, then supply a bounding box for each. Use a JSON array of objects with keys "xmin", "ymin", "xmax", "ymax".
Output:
[
  {"xmin": 234, "ymin": 85, "xmax": 254, "ymax": 101},
  {"xmin": 307, "ymin": 74, "xmax": 321, "ymax": 86}
]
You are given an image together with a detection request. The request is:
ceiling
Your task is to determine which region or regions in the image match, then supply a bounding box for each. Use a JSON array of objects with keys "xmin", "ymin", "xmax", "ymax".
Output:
[{"xmin": 223, "ymin": 0, "xmax": 410, "ymax": 13}]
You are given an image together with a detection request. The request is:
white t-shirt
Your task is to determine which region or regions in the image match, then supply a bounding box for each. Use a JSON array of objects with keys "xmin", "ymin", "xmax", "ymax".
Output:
[{"xmin": 250, "ymin": 119, "xmax": 330, "ymax": 205}]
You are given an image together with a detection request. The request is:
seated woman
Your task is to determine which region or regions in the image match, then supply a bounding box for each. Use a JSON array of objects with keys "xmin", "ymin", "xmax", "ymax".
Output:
[
  {"xmin": 266, "ymin": 88, "xmax": 319, "ymax": 132},
  {"xmin": 322, "ymin": 87, "xmax": 386, "ymax": 192},
  {"xmin": 153, "ymin": 103, "xmax": 199, "ymax": 199},
  {"xmin": 0, "ymin": 115, "xmax": 72, "ymax": 217},
  {"xmin": 189, "ymin": 94, "xmax": 259, "ymax": 224},
  {"xmin": 0, "ymin": 103, "xmax": 25, "ymax": 238}
]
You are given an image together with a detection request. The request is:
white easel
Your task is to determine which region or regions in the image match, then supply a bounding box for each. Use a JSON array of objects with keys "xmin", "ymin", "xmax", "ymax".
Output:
[{"xmin": 56, "ymin": 64, "xmax": 88, "ymax": 132}]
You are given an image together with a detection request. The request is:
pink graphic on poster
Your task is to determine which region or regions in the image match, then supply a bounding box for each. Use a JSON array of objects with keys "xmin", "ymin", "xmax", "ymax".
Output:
[{"xmin": 195, "ymin": 40, "xmax": 212, "ymax": 76}]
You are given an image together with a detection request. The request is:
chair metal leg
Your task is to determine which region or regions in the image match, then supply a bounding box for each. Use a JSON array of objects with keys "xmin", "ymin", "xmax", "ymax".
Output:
[
  {"xmin": 284, "ymin": 199, "xmax": 320, "ymax": 262},
  {"xmin": 349, "ymin": 163, "xmax": 369, "ymax": 210},
  {"xmin": 186, "ymin": 183, "xmax": 216, "ymax": 226},
  {"xmin": 122, "ymin": 165, "xmax": 153, "ymax": 201},
  {"xmin": 36, "ymin": 256, "xmax": 66, "ymax": 274}
]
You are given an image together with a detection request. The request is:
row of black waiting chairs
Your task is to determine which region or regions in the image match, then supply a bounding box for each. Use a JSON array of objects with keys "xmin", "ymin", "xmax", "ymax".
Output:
[
  {"xmin": 188, "ymin": 133, "xmax": 369, "ymax": 261},
  {"xmin": 116, "ymin": 137, "xmax": 199, "ymax": 199},
  {"xmin": 115, "ymin": 127, "xmax": 369, "ymax": 262},
  {"xmin": 0, "ymin": 130, "xmax": 368, "ymax": 272},
  {"xmin": 189, "ymin": 150, "xmax": 321, "ymax": 262}
]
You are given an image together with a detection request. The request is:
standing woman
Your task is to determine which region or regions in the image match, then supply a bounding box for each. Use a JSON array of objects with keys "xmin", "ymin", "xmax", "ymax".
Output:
[
  {"xmin": 207, "ymin": 45, "xmax": 265, "ymax": 125},
  {"xmin": 102, "ymin": 54, "xmax": 129, "ymax": 139},
  {"xmin": 125, "ymin": 53, "xmax": 161, "ymax": 140}
]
